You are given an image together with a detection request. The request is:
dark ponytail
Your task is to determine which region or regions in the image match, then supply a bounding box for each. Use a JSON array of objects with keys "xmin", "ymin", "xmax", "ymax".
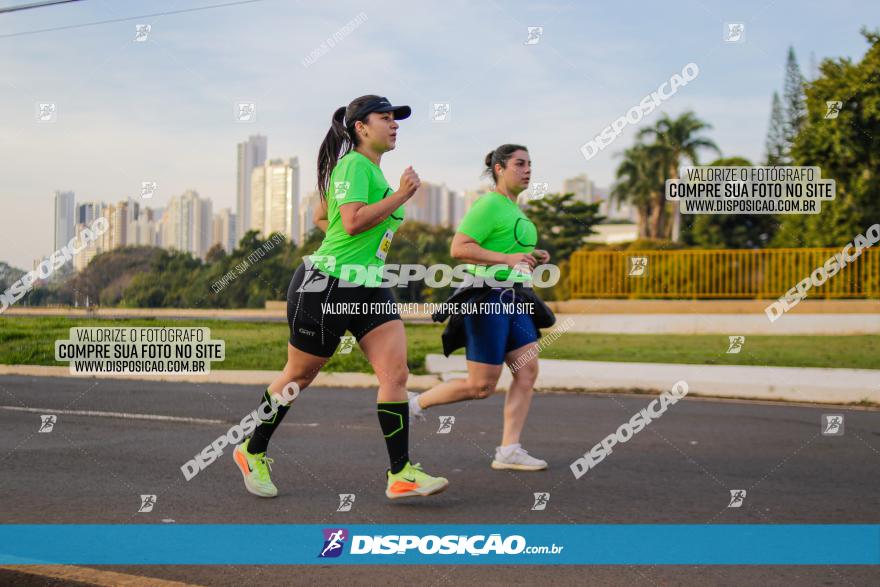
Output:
[
  {"xmin": 483, "ymin": 143, "xmax": 528, "ymax": 182},
  {"xmin": 316, "ymin": 94, "xmax": 383, "ymax": 200},
  {"xmin": 317, "ymin": 106, "xmax": 350, "ymax": 201}
]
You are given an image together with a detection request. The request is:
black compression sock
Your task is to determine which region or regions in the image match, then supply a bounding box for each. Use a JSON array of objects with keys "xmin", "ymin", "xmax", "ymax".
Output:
[
  {"xmin": 377, "ymin": 401, "xmax": 410, "ymax": 474},
  {"xmin": 247, "ymin": 388, "xmax": 292, "ymax": 454}
]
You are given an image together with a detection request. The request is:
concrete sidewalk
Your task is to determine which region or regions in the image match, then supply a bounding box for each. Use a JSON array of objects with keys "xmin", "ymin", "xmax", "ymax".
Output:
[
  {"xmin": 550, "ymin": 313, "xmax": 880, "ymax": 334},
  {"xmin": 2, "ymin": 357, "xmax": 877, "ymax": 405},
  {"xmin": 423, "ymin": 355, "xmax": 879, "ymax": 405}
]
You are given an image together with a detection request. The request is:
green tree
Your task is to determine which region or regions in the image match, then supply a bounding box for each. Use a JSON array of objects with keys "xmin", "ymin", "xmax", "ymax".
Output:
[
  {"xmin": 681, "ymin": 157, "xmax": 779, "ymax": 248},
  {"xmin": 612, "ymin": 143, "xmax": 669, "ymax": 238},
  {"xmin": 66, "ymin": 246, "xmax": 157, "ymax": 307},
  {"xmin": 299, "ymin": 227, "xmax": 325, "ymax": 254},
  {"xmin": 205, "ymin": 231, "xmax": 296, "ymax": 308},
  {"xmin": 637, "ymin": 111, "xmax": 720, "ymax": 241},
  {"xmin": 524, "ymin": 192, "xmax": 604, "ymax": 260},
  {"xmin": 205, "ymin": 243, "xmax": 226, "ymax": 264},
  {"xmin": 783, "ymin": 46, "xmax": 807, "ymax": 156},
  {"xmin": 774, "ymin": 29, "xmax": 880, "ymax": 246},
  {"xmin": 765, "ymin": 91, "xmax": 787, "ymax": 165},
  {"xmin": 0, "ymin": 261, "xmax": 25, "ymax": 292},
  {"xmin": 392, "ymin": 221, "xmax": 456, "ymax": 302}
]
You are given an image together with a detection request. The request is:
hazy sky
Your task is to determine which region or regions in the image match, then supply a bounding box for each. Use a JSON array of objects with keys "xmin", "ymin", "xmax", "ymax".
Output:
[{"xmin": 1, "ymin": 0, "xmax": 877, "ymax": 269}]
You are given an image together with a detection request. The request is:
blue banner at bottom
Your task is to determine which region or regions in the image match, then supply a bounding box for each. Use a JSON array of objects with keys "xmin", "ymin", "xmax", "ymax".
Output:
[{"xmin": 0, "ymin": 525, "xmax": 877, "ymax": 565}]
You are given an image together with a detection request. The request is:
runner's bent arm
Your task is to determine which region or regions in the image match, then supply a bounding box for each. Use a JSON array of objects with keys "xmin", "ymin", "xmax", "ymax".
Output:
[
  {"xmin": 338, "ymin": 165, "xmax": 419, "ymax": 235},
  {"xmin": 450, "ymin": 232, "xmax": 536, "ymax": 270},
  {"xmin": 339, "ymin": 189, "xmax": 409, "ymax": 235}
]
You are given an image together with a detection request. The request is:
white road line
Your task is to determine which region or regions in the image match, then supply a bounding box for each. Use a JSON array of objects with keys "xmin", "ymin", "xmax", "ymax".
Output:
[
  {"xmin": 0, "ymin": 405, "xmax": 321, "ymax": 426},
  {"xmin": 0, "ymin": 405, "xmax": 225, "ymax": 425}
]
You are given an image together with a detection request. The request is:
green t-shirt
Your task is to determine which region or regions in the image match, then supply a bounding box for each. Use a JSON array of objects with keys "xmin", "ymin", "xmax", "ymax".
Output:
[
  {"xmin": 311, "ymin": 151, "xmax": 405, "ymax": 286},
  {"xmin": 457, "ymin": 191, "xmax": 538, "ymax": 282}
]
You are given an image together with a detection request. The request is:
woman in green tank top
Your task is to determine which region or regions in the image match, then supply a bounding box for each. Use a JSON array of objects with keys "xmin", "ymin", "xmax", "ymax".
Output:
[
  {"xmin": 410, "ymin": 145, "xmax": 553, "ymax": 472},
  {"xmin": 232, "ymin": 95, "xmax": 449, "ymax": 501}
]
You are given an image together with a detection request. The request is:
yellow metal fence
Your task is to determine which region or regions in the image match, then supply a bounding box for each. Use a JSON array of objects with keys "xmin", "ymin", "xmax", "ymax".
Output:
[{"xmin": 568, "ymin": 248, "xmax": 880, "ymax": 299}]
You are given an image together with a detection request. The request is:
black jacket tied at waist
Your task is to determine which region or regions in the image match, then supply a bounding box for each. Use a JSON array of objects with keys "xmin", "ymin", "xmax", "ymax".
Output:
[{"xmin": 430, "ymin": 283, "xmax": 557, "ymax": 357}]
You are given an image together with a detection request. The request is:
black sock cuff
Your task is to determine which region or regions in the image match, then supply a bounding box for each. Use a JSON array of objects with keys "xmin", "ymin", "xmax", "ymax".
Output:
[
  {"xmin": 247, "ymin": 387, "xmax": 293, "ymax": 454},
  {"xmin": 260, "ymin": 388, "xmax": 293, "ymax": 423},
  {"xmin": 377, "ymin": 402, "xmax": 408, "ymax": 438}
]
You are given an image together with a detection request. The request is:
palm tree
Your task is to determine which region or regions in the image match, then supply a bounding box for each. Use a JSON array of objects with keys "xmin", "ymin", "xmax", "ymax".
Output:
[
  {"xmin": 612, "ymin": 145, "xmax": 652, "ymax": 238},
  {"xmin": 612, "ymin": 142, "xmax": 672, "ymax": 238},
  {"xmin": 637, "ymin": 112, "xmax": 720, "ymax": 241}
]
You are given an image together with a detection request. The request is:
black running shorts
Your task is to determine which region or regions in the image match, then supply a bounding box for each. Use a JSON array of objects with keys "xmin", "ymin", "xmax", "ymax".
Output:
[{"xmin": 286, "ymin": 261, "xmax": 401, "ymax": 357}]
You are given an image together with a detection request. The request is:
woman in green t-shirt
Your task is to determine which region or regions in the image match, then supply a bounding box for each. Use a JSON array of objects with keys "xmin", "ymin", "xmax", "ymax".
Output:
[
  {"xmin": 410, "ymin": 144, "xmax": 552, "ymax": 471},
  {"xmin": 232, "ymin": 95, "xmax": 448, "ymax": 500}
]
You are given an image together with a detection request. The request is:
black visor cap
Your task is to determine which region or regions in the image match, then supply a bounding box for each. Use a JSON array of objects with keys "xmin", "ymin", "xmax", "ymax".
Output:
[{"xmin": 352, "ymin": 96, "xmax": 411, "ymax": 121}]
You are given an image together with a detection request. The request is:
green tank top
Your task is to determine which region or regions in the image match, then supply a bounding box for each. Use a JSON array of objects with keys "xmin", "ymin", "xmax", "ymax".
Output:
[
  {"xmin": 456, "ymin": 191, "xmax": 538, "ymax": 282},
  {"xmin": 311, "ymin": 151, "xmax": 405, "ymax": 287}
]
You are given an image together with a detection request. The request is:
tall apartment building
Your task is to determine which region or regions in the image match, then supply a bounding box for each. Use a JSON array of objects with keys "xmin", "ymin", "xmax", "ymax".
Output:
[
  {"xmin": 236, "ymin": 135, "xmax": 267, "ymax": 241},
  {"xmin": 212, "ymin": 208, "xmax": 238, "ymax": 253},
  {"xmin": 72, "ymin": 222, "xmax": 101, "ymax": 272},
  {"xmin": 161, "ymin": 190, "xmax": 214, "ymax": 258},
  {"xmin": 76, "ymin": 201, "xmax": 103, "ymax": 226},
  {"xmin": 98, "ymin": 200, "xmax": 127, "ymax": 252},
  {"xmin": 563, "ymin": 174, "xmax": 596, "ymax": 204},
  {"xmin": 54, "ymin": 190, "xmax": 75, "ymax": 251},
  {"xmin": 298, "ymin": 191, "xmax": 318, "ymax": 245},
  {"xmin": 407, "ymin": 181, "xmax": 461, "ymax": 226},
  {"xmin": 128, "ymin": 204, "xmax": 161, "ymax": 247},
  {"xmin": 250, "ymin": 157, "xmax": 300, "ymax": 243}
]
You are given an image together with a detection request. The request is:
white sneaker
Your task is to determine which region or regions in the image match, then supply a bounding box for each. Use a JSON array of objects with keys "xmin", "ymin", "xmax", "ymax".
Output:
[
  {"xmin": 407, "ymin": 391, "xmax": 426, "ymax": 422},
  {"xmin": 491, "ymin": 444, "xmax": 547, "ymax": 471}
]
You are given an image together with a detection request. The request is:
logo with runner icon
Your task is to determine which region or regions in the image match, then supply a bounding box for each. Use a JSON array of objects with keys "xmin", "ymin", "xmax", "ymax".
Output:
[
  {"xmin": 726, "ymin": 336, "xmax": 745, "ymax": 354},
  {"xmin": 436, "ymin": 416, "xmax": 455, "ymax": 434},
  {"xmin": 335, "ymin": 181, "xmax": 350, "ymax": 199},
  {"xmin": 824, "ymin": 101, "xmax": 843, "ymax": 119},
  {"xmin": 821, "ymin": 414, "xmax": 844, "ymax": 436},
  {"xmin": 336, "ymin": 494, "xmax": 356, "ymax": 512},
  {"xmin": 337, "ymin": 335, "xmax": 356, "ymax": 355},
  {"xmin": 727, "ymin": 489, "xmax": 746, "ymax": 508},
  {"xmin": 38, "ymin": 414, "xmax": 57, "ymax": 433},
  {"xmin": 138, "ymin": 494, "xmax": 157, "ymax": 513},
  {"xmin": 628, "ymin": 256, "xmax": 648, "ymax": 277},
  {"xmin": 318, "ymin": 528, "xmax": 348, "ymax": 558},
  {"xmin": 297, "ymin": 255, "xmax": 335, "ymax": 293},
  {"xmin": 531, "ymin": 492, "xmax": 550, "ymax": 511}
]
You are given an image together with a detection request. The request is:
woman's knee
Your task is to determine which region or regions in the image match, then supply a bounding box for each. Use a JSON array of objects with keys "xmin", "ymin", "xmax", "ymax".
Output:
[
  {"xmin": 282, "ymin": 364, "xmax": 320, "ymax": 391},
  {"xmin": 468, "ymin": 378, "xmax": 496, "ymax": 399},
  {"xmin": 376, "ymin": 362, "xmax": 410, "ymax": 390},
  {"xmin": 511, "ymin": 361, "xmax": 539, "ymax": 386}
]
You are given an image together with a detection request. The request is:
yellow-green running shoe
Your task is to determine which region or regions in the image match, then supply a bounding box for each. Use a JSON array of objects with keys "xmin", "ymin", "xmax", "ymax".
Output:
[
  {"xmin": 233, "ymin": 437, "xmax": 277, "ymax": 498},
  {"xmin": 385, "ymin": 462, "xmax": 448, "ymax": 499}
]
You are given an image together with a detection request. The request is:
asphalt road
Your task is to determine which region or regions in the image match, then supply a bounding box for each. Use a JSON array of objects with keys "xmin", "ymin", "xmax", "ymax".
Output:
[{"xmin": 0, "ymin": 375, "xmax": 878, "ymax": 585}]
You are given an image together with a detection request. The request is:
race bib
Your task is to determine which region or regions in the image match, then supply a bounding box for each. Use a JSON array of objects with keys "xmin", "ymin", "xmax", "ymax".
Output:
[{"xmin": 376, "ymin": 229, "xmax": 394, "ymax": 260}]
